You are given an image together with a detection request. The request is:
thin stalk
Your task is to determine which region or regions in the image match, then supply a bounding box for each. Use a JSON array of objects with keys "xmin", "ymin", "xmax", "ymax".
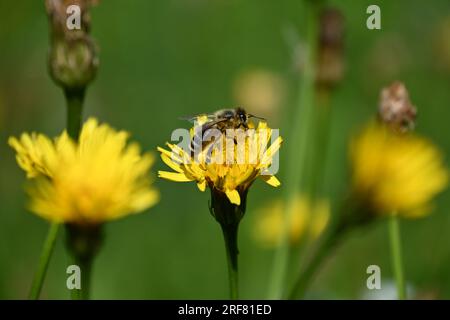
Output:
[
  {"xmin": 289, "ymin": 194, "xmax": 376, "ymax": 299},
  {"xmin": 388, "ymin": 214, "xmax": 406, "ymax": 300},
  {"xmin": 221, "ymin": 223, "xmax": 239, "ymax": 300},
  {"xmin": 268, "ymin": 0, "xmax": 321, "ymax": 299},
  {"xmin": 65, "ymin": 91, "xmax": 86, "ymax": 299},
  {"xmin": 307, "ymin": 89, "xmax": 331, "ymax": 201},
  {"xmin": 64, "ymin": 89, "xmax": 85, "ymax": 140},
  {"xmin": 289, "ymin": 224, "xmax": 340, "ymax": 299},
  {"xmin": 28, "ymin": 222, "xmax": 60, "ymax": 299},
  {"xmin": 65, "ymin": 224, "xmax": 102, "ymax": 300},
  {"xmin": 70, "ymin": 256, "xmax": 93, "ymax": 300},
  {"xmin": 63, "ymin": 90, "xmax": 86, "ymax": 297}
]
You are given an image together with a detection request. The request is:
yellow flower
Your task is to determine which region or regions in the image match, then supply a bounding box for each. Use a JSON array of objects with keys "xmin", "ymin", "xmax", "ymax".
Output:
[
  {"xmin": 9, "ymin": 118, "xmax": 159, "ymax": 224},
  {"xmin": 8, "ymin": 133, "xmax": 58, "ymax": 178},
  {"xmin": 350, "ymin": 122, "xmax": 448, "ymax": 218},
  {"xmin": 254, "ymin": 194, "xmax": 330, "ymax": 248},
  {"xmin": 157, "ymin": 120, "xmax": 283, "ymax": 206}
]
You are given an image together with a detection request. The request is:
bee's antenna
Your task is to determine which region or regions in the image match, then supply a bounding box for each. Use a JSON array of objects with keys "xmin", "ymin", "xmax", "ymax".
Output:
[{"xmin": 248, "ymin": 114, "xmax": 266, "ymax": 121}]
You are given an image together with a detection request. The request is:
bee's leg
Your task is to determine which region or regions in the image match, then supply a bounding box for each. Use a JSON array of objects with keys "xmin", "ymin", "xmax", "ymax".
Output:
[{"xmin": 233, "ymin": 124, "xmax": 247, "ymax": 144}]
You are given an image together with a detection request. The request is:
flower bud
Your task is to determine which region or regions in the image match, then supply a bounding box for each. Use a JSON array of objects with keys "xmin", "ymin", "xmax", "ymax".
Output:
[
  {"xmin": 45, "ymin": 0, "xmax": 99, "ymax": 92},
  {"xmin": 378, "ymin": 81, "xmax": 417, "ymax": 132},
  {"xmin": 316, "ymin": 8, "xmax": 345, "ymax": 89}
]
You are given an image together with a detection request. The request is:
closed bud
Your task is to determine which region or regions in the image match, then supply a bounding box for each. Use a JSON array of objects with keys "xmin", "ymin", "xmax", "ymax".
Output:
[
  {"xmin": 45, "ymin": 0, "xmax": 99, "ymax": 91},
  {"xmin": 378, "ymin": 81, "xmax": 417, "ymax": 132},
  {"xmin": 49, "ymin": 37, "xmax": 98, "ymax": 91},
  {"xmin": 316, "ymin": 8, "xmax": 345, "ymax": 89}
]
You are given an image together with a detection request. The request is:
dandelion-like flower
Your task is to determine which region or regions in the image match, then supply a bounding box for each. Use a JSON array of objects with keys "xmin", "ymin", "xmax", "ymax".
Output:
[
  {"xmin": 350, "ymin": 122, "xmax": 448, "ymax": 218},
  {"xmin": 158, "ymin": 120, "xmax": 282, "ymax": 206},
  {"xmin": 349, "ymin": 82, "xmax": 448, "ymax": 301},
  {"xmin": 254, "ymin": 194, "xmax": 329, "ymax": 248},
  {"xmin": 158, "ymin": 115, "xmax": 282, "ymax": 299},
  {"xmin": 9, "ymin": 118, "xmax": 159, "ymax": 225}
]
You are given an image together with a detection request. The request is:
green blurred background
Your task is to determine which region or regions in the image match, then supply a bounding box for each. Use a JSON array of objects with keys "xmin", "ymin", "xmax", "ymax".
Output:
[{"xmin": 1, "ymin": 0, "xmax": 450, "ymax": 299}]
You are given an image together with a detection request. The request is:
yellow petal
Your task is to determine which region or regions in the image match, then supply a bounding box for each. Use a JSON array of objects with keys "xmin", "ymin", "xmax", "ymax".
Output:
[
  {"xmin": 261, "ymin": 175, "xmax": 281, "ymax": 187},
  {"xmin": 257, "ymin": 121, "xmax": 268, "ymax": 130},
  {"xmin": 160, "ymin": 153, "xmax": 183, "ymax": 173},
  {"xmin": 225, "ymin": 189, "xmax": 241, "ymax": 205},
  {"xmin": 8, "ymin": 136, "xmax": 22, "ymax": 152},
  {"xmin": 158, "ymin": 171, "xmax": 193, "ymax": 182},
  {"xmin": 261, "ymin": 136, "xmax": 283, "ymax": 165},
  {"xmin": 197, "ymin": 180, "xmax": 207, "ymax": 192}
]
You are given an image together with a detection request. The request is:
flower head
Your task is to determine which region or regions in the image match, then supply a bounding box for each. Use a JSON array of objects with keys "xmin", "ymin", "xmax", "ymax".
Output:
[
  {"xmin": 254, "ymin": 194, "xmax": 329, "ymax": 248},
  {"xmin": 9, "ymin": 118, "xmax": 159, "ymax": 224},
  {"xmin": 350, "ymin": 122, "xmax": 448, "ymax": 218},
  {"xmin": 157, "ymin": 119, "xmax": 282, "ymax": 206}
]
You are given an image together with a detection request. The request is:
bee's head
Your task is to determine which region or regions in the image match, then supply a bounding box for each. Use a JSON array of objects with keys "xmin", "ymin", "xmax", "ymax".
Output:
[{"xmin": 236, "ymin": 108, "xmax": 247, "ymax": 123}]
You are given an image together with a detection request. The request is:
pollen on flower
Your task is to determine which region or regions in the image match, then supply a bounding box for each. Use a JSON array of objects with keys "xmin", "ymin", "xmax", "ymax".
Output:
[
  {"xmin": 9, "ymin": 118, "xmax": 159, "ymax": 224},
  {"xmin": 350, "ymin": 122, "xmax": 448, "ymax": 218},
  {"xmin": 157, "ymin": 120, "xmax": 283, "ymax": 206}
]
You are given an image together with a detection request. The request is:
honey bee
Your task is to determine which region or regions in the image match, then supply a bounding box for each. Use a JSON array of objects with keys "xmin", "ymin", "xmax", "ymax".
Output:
[{"xmin": 182, "ymin": 107, "xmax": 265, "ymax": 157}]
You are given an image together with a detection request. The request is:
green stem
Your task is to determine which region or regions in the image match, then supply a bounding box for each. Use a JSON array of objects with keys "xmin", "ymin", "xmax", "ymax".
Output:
[
  {"xmin": 64, "ymin": 89, "xmax": 85, "ymax": 140},
  {"xmin": 28, "ymin": 222, "xmax": 60, "ymax": 299},
  {"xmin": 70, "ymin": 255, "xmax": 93, "ymax": 300},
  {"xmin": 268, "ymin": 0, "xmax": 321, "ymax": 300},
  {"xmin": 289, "ymin": 224, "xmax": 339, "ymax": 299},
  {"xmin": 65, "ymin": 91, "xmax": 85, "ymax": 298},
  {"xmin": 221, "ymin": 223, "xmax": 239, "ymax": 300},
  {"xmin": 289, "ymin": 194, "xmax": 377, "ymax": 299},
  {"xmin": 209, "ymin": 189, "xmax": 245, "ymax": 300},
  {"xmin": 65, "ymin": 224, "xmax": 102, "ymax": 300},
  {"xmin": 388, "ymin": 214, "xmax": 406, "ymax": 300},
  {"xmin": 307, "ymin": 89, "xmax": 331, "ymax": 201}
]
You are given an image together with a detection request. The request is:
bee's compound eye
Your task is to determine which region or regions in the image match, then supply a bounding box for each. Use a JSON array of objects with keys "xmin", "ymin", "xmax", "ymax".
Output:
[
  {"xmin": 223, "ymin": 111, "xmax": 234, "ymax": 119},
  {"xmin": 239, "ymin": 113, "xmax": 247, "ymax": 122}
]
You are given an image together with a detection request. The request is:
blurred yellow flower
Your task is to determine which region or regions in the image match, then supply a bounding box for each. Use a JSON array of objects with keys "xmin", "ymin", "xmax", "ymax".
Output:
[
  {"xmin": 254, "ymin": 194, "xmax": 330, "ymax": 248},
  {"xmin": 9, "ymin": 118, "xmax": 159, "ymax": 224},
  {"xmin": 233, "ymin": 69, "xmax": 285, "ymax": 121},
  {"xmin": 350, "ymin": 122, "xmax": 448, "ymax": 218},
  {"xmin": 8, "ymin": 133, "xmax": 58, "ymax": 178},
  {"xmin": 158, "ymin": 120, "xmax": 282, "ymax": 206}
]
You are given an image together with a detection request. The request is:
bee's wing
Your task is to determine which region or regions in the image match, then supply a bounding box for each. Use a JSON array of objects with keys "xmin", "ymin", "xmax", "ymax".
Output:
[
  {"xmin": 189, "ymin": 117, "xmax": 227, "ymax": 150},
  {"xmin": 179, "ymin": 113, "xmax": 215, "ymax": 123},
  {"xmin": 200, "ymin": 118, "xmax": 229, "ymax": 131},
  {"xmin": 190, "ymin": 118, "xmax": 228, "ymax": 160}
]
